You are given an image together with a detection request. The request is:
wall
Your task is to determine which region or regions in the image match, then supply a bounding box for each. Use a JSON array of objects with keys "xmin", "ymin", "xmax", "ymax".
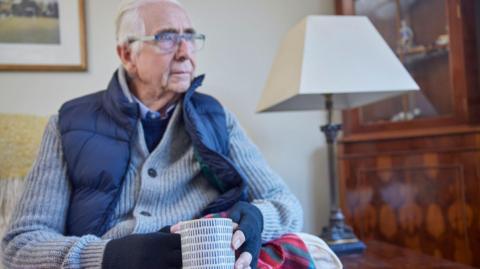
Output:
[{"xmin": 0, "ymin": 0, "xmax": 335, "ymax": 234}]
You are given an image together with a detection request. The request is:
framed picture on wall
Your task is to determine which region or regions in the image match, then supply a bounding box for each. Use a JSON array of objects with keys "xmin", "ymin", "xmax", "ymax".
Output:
[{"xmin": 0, "ymin": 0, "xmax": 87, "ymax": 71}]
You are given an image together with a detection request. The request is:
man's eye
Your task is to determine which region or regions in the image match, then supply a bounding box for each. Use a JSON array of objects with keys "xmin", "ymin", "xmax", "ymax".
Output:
[{"xmin": 157, "ymin": 34, "xmax": 176, "ymax": 41}]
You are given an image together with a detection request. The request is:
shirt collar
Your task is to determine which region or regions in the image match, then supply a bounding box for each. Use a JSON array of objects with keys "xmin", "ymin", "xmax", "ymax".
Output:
[{"xmin": 117, "ymin": 66, "xmax": 175, "ymax": 120}]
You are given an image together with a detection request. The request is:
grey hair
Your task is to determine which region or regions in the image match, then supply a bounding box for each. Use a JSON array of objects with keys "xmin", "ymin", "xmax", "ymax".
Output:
[{"xmin": 115, "ymin": 0, "xmax": 182, "ymax": 53}]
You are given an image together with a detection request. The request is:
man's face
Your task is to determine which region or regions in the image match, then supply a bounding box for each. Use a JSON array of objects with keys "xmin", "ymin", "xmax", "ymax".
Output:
[{"xmin": 128, "ymin": 2, "xmax": 196, "ymax": 94}]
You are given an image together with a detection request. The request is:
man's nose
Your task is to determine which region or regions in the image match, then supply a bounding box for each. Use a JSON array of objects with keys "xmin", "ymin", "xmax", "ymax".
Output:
[{"xmin": 174, "ymin": 39, "xmax": 192, "ymax": 61}]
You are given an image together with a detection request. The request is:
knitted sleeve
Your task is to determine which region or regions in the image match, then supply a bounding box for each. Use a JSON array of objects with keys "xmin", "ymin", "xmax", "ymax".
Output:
[
  {"xmin": 1, "ymin": 116, "xmax": 108, "ymax": 269},
  {"xmin": 224, "ymin": 109, "xmax": 304, "ymax": 243}
]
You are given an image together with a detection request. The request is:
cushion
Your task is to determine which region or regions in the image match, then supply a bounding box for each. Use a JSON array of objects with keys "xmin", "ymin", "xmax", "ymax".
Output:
[{"xmin": 0, "ymin": 113, "xmax": 48, "ymax": 240}]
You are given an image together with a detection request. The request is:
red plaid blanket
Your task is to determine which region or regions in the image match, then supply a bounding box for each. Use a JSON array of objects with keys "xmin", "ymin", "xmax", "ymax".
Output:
[{"xmin": 258, "ymin": 233, "xmax": 316, "ymax": 269}]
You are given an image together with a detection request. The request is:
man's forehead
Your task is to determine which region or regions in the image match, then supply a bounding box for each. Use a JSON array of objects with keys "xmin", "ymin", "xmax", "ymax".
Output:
[{"xmin": 140, "ymin": 1, "xmax": 193, "ymax": 33}]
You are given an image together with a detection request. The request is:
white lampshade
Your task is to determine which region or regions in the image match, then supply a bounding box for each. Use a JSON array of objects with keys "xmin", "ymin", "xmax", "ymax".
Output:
[{"xmin": 257, "ymin": 16, "xmax": 420, "ymax": 112}]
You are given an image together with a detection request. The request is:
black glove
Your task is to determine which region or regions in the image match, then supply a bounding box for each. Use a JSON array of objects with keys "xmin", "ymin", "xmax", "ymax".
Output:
[
  {"xmin": 102, "ymin": 230, "xmax": 182, "ymax": 269},
  {"xmin": 227, "ymin": 201, "xmax": 264, "ymax": 269}
]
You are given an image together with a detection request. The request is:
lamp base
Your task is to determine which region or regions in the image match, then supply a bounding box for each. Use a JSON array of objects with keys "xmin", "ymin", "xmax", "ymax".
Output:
[
  {"xmin": 325, "ymin": 238, "xmax": 366, "ymax": 256},
  {"xmin": 320, "ymin": 208, "xmax": 366, "ymax": 256}
]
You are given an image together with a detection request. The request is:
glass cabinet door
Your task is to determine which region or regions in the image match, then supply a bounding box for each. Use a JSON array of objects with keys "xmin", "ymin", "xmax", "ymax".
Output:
[{"xmin": 354, "ymin": 0, "xmax": 452, "ymax": 124}]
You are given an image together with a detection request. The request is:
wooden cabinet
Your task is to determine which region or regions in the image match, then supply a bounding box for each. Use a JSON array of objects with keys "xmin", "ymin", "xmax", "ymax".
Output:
[
  {"xmin": 338, "ymin": 0, "xmax": 480, "ymax": 133},
  {"xmin": 336, "ymin": 0, "xmax": 480, "ymax": 267},
  {"xmin": 338, "ymin": 128, "xmax": 480, "ymax": 266},
  {"xmin": 340, "ymin": 240, "xmax": 477, "ymax": 269}
]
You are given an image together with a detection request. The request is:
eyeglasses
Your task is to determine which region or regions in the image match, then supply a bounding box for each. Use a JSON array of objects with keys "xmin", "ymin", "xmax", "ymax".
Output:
[{"xmin": 128, "ymin": 32, "xmax": 206, "ymax": 53}]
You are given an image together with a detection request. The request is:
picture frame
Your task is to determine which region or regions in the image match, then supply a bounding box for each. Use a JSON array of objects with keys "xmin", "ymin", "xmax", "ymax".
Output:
[{"xmin": 0, "ymin": 0, "xmax": 87, "ymax": 71}]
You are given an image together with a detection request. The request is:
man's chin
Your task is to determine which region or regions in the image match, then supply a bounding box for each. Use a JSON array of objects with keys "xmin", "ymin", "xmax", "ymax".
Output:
[{"xmin": 167, "ymin": 76, "xmax": 192, "ymax": 93}]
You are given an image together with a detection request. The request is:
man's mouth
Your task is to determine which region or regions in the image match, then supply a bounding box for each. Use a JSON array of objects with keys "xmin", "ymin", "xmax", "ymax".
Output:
[{"xmin": 171, "ymin": 71, "xmax": 190, "ymax": 75}]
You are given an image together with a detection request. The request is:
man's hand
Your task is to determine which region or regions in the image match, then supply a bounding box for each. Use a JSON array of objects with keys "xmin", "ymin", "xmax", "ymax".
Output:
[
  {"xmin": 231, "ymin": 222, "xmax": 252, "ymax": 269},
  {"xmin": 227, "ymin": 201, "xmax": 264, "ymax": 269},
  {"xmin": 102, "ymin": 231, "xmax": 182, "ymax": 269}
]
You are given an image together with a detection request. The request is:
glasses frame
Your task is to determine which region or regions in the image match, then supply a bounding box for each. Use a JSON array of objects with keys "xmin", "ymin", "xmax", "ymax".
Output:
[{"xmin": 128, "ymin": 32, "xmax": 206, "ymax": 53}]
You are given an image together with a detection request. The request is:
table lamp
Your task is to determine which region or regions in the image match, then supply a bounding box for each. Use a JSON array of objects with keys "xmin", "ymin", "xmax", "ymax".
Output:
[{"xmin": 257, "ymin": 16, "xmax": 419, "ymax": 255}]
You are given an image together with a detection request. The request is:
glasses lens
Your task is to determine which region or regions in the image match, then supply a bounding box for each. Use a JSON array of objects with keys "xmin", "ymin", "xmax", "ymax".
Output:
[
  {"xmin": 155, "ymin": 33, "xmax": 177, "ymax": 51},
  {"xmin": 192, "ymin": 34, "xmax": 205, "ymax": 52},
  {"xmin": 175, "ymin": 33, "xmax": 205, "ymax": 52}
]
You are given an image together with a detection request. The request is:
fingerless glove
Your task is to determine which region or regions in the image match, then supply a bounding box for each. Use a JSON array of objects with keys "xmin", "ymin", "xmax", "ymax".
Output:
[
  {"xmin": 227, "ymin": 201, "xmax": 263, "ymax": 269},
  {"xmin": 102, "ymin": 231, "xmax": 182, "ymax": 269}
]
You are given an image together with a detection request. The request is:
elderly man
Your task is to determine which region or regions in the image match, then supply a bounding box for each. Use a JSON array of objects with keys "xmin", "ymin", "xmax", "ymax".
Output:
[{"xmin": 1, "ymin": 0, "xmax": 303, "ymax": 268}]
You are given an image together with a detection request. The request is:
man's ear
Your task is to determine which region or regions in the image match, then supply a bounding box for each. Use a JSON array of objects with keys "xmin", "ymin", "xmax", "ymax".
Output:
[{"xmin": 117, "ymin": 43, "xmax": 137, "ymax": 74}]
